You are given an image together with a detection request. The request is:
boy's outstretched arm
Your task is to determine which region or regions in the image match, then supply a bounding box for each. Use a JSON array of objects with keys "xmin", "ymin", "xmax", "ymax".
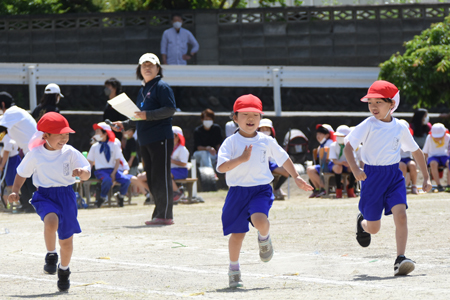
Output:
[
  {"xmin": 412, "ymin": 148, "xmax": 432, "ymax": 192},
  {"xmin": 282, "ymin": 157, "xmax": 313, "ymax": 191},
  {"xmin": 8, "ymin": 174, "xmax": 26, "ymax": 203},
  {"xmin": 217, "ymin": 145, "xmax": 252, "ymax": 173},
  {"xmin": 344, "ymin": 143, "xmax": 367, "ymax": 181}
]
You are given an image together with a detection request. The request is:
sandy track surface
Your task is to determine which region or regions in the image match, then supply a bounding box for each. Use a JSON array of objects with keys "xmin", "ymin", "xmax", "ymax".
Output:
[{"xmin": 1, "ymin": 183, "xmax": 450, "ymax": 299}]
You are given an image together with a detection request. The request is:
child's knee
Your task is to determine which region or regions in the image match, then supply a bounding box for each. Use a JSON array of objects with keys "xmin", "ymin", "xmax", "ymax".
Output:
[
  {"xmin": 250, "ymin": 213, "xmax": 269, "ymax": 227},
  {"xmin": 307, "ymin": 166, "xmax": 317, "ymax": 175},
  {"xmin": 230, "ymin": 233, "xmax": 246, "ymax": 242},
  {"xmin": 333, "ymin": 165, "xmax": 342, "ymax": 174},
  {"xmin": 429, "ymin": 160, "xmax": 438, "ymax": 168},
  {"xmin": 44, "ymin": 213, "xmax": 59, "ymax": 229},
  {"xmin": 365, "ymin": 221, "xmax": 380, "ymax": 234},
  {"xmin": 59, "ymin": 236, "xmax": 73, "ymax": 248}
]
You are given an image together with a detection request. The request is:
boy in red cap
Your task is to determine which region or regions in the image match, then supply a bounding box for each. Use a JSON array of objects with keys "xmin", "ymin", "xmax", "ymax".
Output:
[
  {"xmin": 344, "ymin": 80, "xmax": 432, "ymax": 276},
  {"xmin": 87, "ymin": 122, "xmax": 132, "ymax": 207},
  {"xmin": 216, "ymin": 94, "xmax": 313, "ymax": 288},
  {"xmin": 8, "ymin": 112, "xmax": 91, "ymax": 292}
]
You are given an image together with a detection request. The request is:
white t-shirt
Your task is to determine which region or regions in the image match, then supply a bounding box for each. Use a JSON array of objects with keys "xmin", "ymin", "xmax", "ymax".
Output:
[
  {"xmin": 225, "ymin": 121, "xmax": 238, "ymax": 137},
  {"xmin": 329, "ymin": 141, "xmax": 347, "ymax": 163},
  {"xmin": 345, "ymin": 117, "xmax": 419, "ymax": 166},
  {"xmin": 422, "ymin": 134, "xmax": 450, "ymax": 157},
  {"xmin": 87, "ymin": 139, "xmax": 122, "ymax": 169},
  {"xmin": 2, "ymin": 134, "xmax": 19, "ymax": 157},
  {"xmin": 171, "ymin": 145, "xmax": 189, "ymax": 168},
  {"xmin": 217, "ymin": 132, "xmax": 289, "ymax": 187},
  {"xmin": 0, "ymin": 106, "xmax": 37, "ymax": 154},
  {"xmin": 16, "ymin": 144, "xmax": 90, "ymax": 188}
]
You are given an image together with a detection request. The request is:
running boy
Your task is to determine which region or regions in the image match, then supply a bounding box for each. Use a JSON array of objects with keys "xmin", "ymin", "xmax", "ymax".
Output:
[
  {"xmin": 344, "ymin": 80, "xmax": 432, "ymax": 276},
  {"xmin": 216, "ymin": 94, "xmax": 313, "ymax": 288},
  {"xmin": 8, "ymin": 112, "xmax": 91, "ymax": 292}
]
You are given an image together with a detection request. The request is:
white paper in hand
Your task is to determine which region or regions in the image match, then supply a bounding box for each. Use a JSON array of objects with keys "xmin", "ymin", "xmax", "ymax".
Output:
[{"xmin": 107, "ymin": 93, "xmax": 142, "ymax": 121}]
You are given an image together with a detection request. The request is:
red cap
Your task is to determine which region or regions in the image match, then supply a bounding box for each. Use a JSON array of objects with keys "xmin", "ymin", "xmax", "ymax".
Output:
[
  {"xmin": 37, "ymin": 112, "xmax": 75, "ymax": 134},
  {"xmin": 93, "ymin": 122, "xmax": 116, "ymax": 142},
  {"xmin": 233, "ymin": 94, "xmax": 264, "ymax": 114},
  {"xmin": 361, "ymin": 80, "xmax": 399, "ymax": 101}
]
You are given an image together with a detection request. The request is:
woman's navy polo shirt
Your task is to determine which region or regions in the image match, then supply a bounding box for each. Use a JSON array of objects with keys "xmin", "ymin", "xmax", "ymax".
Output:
[{"xmin": 135, "ymin": 76, "xmax": 176, "ymax": 146}]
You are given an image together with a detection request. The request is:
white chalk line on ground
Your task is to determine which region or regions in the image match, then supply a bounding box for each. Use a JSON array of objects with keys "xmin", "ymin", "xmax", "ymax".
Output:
[
  {"xmin": 15, "ymin": 251, "xmax": 450, "ymax": 293},
  {"xmin": 0, "ymin": 273, "xmax": 186, "ymax": 297}
]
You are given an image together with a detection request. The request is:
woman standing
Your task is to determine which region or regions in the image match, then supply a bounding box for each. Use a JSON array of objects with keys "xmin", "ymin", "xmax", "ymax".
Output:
[
  {"xmin": 32, "ymin": 83, "xmax": 64, "ymax": 121},
  {"xmin": 113, "ymin": 53, "xmax": 176, "ymax": 225}
]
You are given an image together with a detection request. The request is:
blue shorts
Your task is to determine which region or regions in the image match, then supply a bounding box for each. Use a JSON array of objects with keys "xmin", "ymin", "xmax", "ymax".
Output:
[
  {"xmin": 171, "ymin": 168, "xmax": 188, "ymax": 180},
  {"xmin": 5, "ymin": 155, "xmax": 21, "ymax": 186},
  {"xmin": 30, "ymin": 186, "xmax": 81, "ymax": 240},
  {"xmin": 328, "ymin": 161, "xmax": 348, "ymax": 173},
  {"xmin": 314, "ymin": 162, "xmax": 334, "ymax": 173},
  {"xmin": 427, "ymin": 155, "xmax": 448, "ymax": 167},
  {"xmin": 269, "ymin": 161, "xmax": 279, "ymax": 172},
  {"xmin": 359, "ymin": 164, "xmax": 407, "ymax": 221},
  {"xmin": 400, "ymin": 157, "xmax": 412, "ymax": 165},
  {"xmin": 222, "ymin": 184, "xmax": 274, "ymax": 236}
]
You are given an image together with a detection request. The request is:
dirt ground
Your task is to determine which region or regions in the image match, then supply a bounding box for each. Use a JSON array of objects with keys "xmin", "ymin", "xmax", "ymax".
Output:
[{"xmin": 1, "ymin": 177, "xmax": 450, "ymax": 300}]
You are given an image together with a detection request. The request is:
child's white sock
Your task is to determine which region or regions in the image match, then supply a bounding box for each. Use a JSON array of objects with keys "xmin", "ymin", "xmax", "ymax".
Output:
[
  {"xmin": 229, "ymin": 260, "xmax": 240, "ymax": 271},
  {"xmin": 58, "ymin": 264, "xmax": 69, "ymax": 270},
  {"xmin": 258, "ymin": 231, "xmax": 269, "ymax": 241},
  {"xmin": 48, "ymin": 249, "xmax": 57, "ymax": 254}
]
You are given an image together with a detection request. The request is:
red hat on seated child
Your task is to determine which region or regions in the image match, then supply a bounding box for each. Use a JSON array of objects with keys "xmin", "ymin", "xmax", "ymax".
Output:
[
  {"xmin": 233, "ymin": 94, "xmax": 263, "ymax": 114},
  {"xmin": 93, "ymin": 122, "xmax": 116, "ymax": 142},
  {"xmin": 37, "ymin": 112, "xmax": 75, "ymax": 134}
]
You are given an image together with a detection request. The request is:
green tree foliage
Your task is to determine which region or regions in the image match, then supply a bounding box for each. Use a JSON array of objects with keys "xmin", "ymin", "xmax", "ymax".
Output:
[
  {"xmin": 0, "ymin": 0, "xmax": 100, "ymax": 15},
  {"xmin": 0, "ymin": 0, "xmax": 302, "ymax": 15},
  {"xmin": 379, "ymin": 16, "xmax": 450, "ymax": 108}
]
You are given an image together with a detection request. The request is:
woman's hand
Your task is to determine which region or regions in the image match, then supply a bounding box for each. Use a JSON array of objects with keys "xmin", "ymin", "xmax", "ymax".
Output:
[
  {"xmin": 134, "ymin": 111, "xmax": 147, "ymax": 120},
  {"xmin": 111, "ymin": 121, "xmax": 124, "ymax": 132}
]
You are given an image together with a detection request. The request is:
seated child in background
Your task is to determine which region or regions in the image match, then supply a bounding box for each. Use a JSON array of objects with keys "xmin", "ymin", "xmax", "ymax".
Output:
[
  {"xmin": 422, "ymin": 123, "xmax": 450, "ymax": 192},
  {"xmin": 306, "ymin": 124, "xmax": 335, "ymax": 198},
  {"xmin": 122, "ymin": 127, "xmax": 139, "ymax": 176},
  {"xmin": 398, "ymin": 120, "xmax": 419, "ymax": 194},
  {"xmin": 87, "ymin": 122, "xmax": 131, "ymax": 207},
  {"xmin": 329, "ymin": 125, "xmax": 357, "ymax": 198},
  {"xmin": 171, "ymin": 126, "xmax": 189, "ymax": 202},
  {"xmin": 258, "ymin": 118, "xmax": 290, "ymax": 200},
  {"xmin": 0, "ymin": 133, "xmax": 21, "ymax": 205}
]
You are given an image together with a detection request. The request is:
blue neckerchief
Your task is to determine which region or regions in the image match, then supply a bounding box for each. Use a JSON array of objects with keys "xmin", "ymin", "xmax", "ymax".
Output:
[
  {"xmin": 317, "ymin": 139, "xmax": 328, "ymax": 158},
  {"xmin": 99, "ymin": 141, "xmax": 111, "ymax": 162}
]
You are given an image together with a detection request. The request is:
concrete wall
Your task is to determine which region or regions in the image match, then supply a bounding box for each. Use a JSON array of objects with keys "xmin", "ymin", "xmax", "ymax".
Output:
[{"xmin": 0, "ymin": 4, "xmax": 448, "ymax": 66}]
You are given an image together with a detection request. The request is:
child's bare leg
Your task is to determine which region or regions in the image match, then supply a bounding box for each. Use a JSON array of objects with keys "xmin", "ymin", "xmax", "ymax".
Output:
[
  {"xmin": 59, "ymin": 236, "xmax": 73, "ymax": 267},
  {"xmin": 172, "ymin": 179, "xmax": 178, "ymax": 192},
  {"xmin": 429, "ymin": 161, "xmax": 440, "ymax": 186},
  {"xmin": 44, "ymin": 213, "xmax": 58, "ymax": 251},
  {"xmin": 408, "ymin": 161, "xmax": 418, "ymax": 186},
  {"xmin": 251, "ymin": 213, "xmax": 270, "ymax": 236},
  {"xmin": 399, "ymin": 162, "xmax": 407, "ymax": 178},
  {"xmin": 391, "ymin": 204, "xmax": 408, "ymax": 256},
  {"xmin": 229, "ymin": 233, "xmax": 246, "ymax": 262},
  {"xmin": 361, "ymin": 219, "xmax": 381, "ymax": 235},
  {"xmin": 307, "ymin": 166, "xmax": 323, "ymax": 189}
]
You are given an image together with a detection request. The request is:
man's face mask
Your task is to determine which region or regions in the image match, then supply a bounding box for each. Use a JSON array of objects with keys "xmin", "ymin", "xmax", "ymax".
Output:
[{"xmin": 173, "ymin": 21, "xmax": 182, "ymax": 29}]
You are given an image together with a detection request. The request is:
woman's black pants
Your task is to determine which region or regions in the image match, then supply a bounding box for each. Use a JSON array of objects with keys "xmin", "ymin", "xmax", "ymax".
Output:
[{"xmin": 140, "ymin": 139, "xmax": 174, "ymax": 220}]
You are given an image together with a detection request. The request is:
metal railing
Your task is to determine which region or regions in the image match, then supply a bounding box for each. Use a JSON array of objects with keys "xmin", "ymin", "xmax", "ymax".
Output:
[{"xmin": 0, "ymin": 63, "xmax": 380, "ymax": 115}]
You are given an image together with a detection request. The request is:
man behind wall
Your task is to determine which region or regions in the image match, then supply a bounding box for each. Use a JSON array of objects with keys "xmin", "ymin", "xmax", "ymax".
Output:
[{"xmin": 160, "ymin": 13, "xmax": 200, "ymax": 65}]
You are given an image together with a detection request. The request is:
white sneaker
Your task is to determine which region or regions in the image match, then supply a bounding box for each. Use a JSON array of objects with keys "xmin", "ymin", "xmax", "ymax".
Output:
[
  {"xmin": 228, "ymin": 270, "xmax": 243, "ymax": 288},
  {"xmin": 258, "ymin": 234, "xmax": 274, "ymax": 262}
]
